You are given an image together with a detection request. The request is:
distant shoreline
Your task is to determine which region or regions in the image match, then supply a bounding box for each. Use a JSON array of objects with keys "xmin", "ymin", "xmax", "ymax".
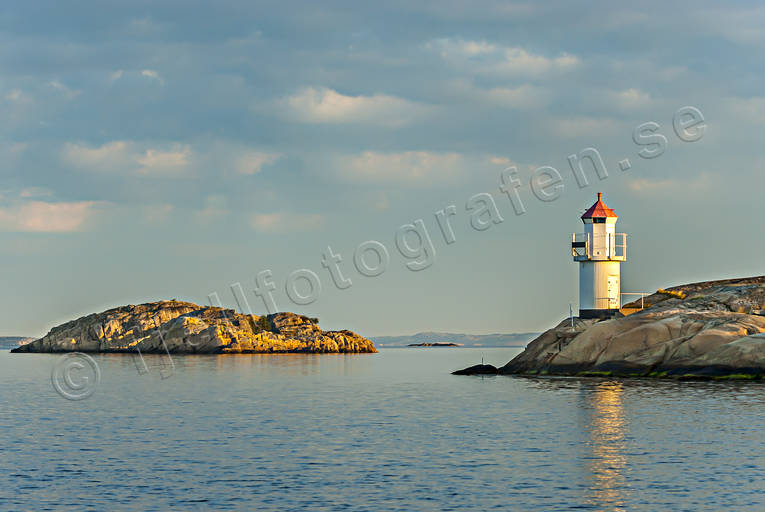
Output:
[
  {"xmin": 373, "ymin": 331, "xmax": 537, "ymax": 348},
  {"xmin": 407, "ymin": 342, "xmax": 462, "ymax": 347}
]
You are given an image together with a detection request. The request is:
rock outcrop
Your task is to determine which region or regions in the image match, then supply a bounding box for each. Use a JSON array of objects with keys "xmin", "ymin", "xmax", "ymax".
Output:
[
  {"xmin": 452, "ymin": 364, "xmax": 498, "ymax": 375},
  {"xmin": 457, "ymin": 276, "xmax": 765, "ymax": 379},
  {"xmin": 12, "ymin": 301, "xmax": 376, "ymax": 354}
]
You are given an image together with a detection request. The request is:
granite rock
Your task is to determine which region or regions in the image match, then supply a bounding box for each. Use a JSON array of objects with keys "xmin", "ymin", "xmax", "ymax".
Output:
[{"xmin": 12, "ymin": 301, "xmax": 377, "ymax": 354}]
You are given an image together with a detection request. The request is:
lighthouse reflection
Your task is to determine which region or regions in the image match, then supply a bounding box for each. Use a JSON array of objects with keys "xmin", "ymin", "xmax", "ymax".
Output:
[{"xmin": 584, "ymin": 381, "xmax": 628, "ymax": 511}]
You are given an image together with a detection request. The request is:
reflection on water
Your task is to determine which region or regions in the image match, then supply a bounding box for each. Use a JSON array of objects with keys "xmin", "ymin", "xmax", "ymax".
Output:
[
  {"xmin": 2, "ymin": 349, "xmax": 764, "ymax": 511},
  {"xmin": 584, "ymin": 381, "xmax": 628, "ymax": 512}
]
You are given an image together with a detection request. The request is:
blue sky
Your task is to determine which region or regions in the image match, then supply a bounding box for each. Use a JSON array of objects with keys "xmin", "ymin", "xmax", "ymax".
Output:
[{"xmin": 2, "ymin": 1, "xmax": 764, "ymax": 337}]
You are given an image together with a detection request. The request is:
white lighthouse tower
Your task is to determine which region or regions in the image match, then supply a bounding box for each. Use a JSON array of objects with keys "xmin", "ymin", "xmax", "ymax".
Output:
[{"xmin": 571, "ymin": 193, "xmax": 627, "ymax": 319}]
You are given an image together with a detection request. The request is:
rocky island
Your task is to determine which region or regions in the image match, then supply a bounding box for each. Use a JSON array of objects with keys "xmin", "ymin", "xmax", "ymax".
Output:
[
  {"xmin": 12, "ymin": 301, "xmax": 376, "ymax": 354},
  {"xmin": 455, "ymin": 276, "xmax": 765, "ymax": 379},
  {"xmin": 408, "ymin": 342, "xmax": 462, "ymax": 347},
  {"xmin": 0, "ymin": 337, "xmax": 34, "ymax": 350}
]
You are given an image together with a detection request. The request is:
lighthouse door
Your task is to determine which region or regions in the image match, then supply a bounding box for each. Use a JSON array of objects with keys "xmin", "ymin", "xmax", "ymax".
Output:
[{"xmin": 607, "ymin": 275, "xmax": 619, "ymax": 309}]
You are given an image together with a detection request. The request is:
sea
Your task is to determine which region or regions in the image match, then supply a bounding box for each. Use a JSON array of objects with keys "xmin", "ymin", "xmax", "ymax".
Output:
[{"xmin": 1, "ymin": 347, "xmax": 763, "ymax": 511}]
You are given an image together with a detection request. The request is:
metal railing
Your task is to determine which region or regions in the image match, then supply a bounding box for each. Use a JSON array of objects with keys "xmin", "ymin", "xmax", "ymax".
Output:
[
  {"xmin": 593, "ymin": 292, "xmax": 650, "ymax": 310},
  {"xmin": 571, "ymin": 232, "xmax": 627, "ymax": 260},
  {"xmin": 620, "ymin": 292, "xmax": 651, "ymax": 310}
]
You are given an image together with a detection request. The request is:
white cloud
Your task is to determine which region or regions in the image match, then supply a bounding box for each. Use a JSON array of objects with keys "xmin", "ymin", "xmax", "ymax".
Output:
[
  {"xmin": 62, "ymin": 141, "xmax": 132, "ymax": 172},
  {"xmin": 442, "ymin": 39, "xmax": 496, "ymax": 57},
  {"xmin": 281, "ymin": 87, "xmax": 430, "ymax": 127},
  {"xmin": 110, "ymin": 70, "xmax": 124, "ymax": 82},
  {"xmin": 195, "ymin": 195, "xmax": 228, "ymax": 224},
  {"xmin": 48, "ymin": 80, "xmax": 81, "ymax": 100},
  {"xmin": 551, "ymin": 117, "xmax": 620, "ymax": 138},
  {"xmin": 609, "ymin": 88, "xmax": 652, "ymax": 109},
  {"xmin": 5, "ymin": 89, "xmax": 31, "ymax": 103},
  {"xmin": 337, "ymin": 151, "xmax": 465, "ymax": 185},
  {"xmin": 498, "ymin": 47, "xmax": 579, "ymax": 75},
  {"xmin": 19, "ymin": 187, "xmax": 52, "ymax": 198},
  {"xmin": 488, "ymin": 156, "xmax": 514, "ymax": 166},
  {"xmin": 63, "ymin": 140, "xmax": 283, "ymax": 178},
  {"xmin": 429, "ymin": 38, "xmax": 580, "ymax": 76},
  {"xmin": 6, "ymin": 142, "xmax": 28, "ymax": 154},
  {"xmin": 62, "ymin": 141, "xmax": 191, "ymax": 175},
  {"xmin": 628, "ymin": 174, "xmax": 711, "ymax": 194},
  {"xmin": 428, "ymin": 38, "xmax": 495, "ymax": 59},
  {"xmin": 694, "ymin": 6, "xmax": 765, "ymax": 45},
  {"xmin": 726, "ymin": 96, "xmax": 765, "ymax": 124},
  {"xmin": 136, "ymin": 145, "xmax": 191, "ymax": 175},
  {"xmin": 249, "ymin": 212, "xmax": 324, "ymax": 233},
  {"xmin": 141, "ymin": 69, "xmax": 164, "ymax": 85},
  {"xmin": 235, "ymin": 151, "xmax": 281, "ymax": 175},
  {"xmin": 0, "ymin": 200, "xmax": 98, "ymax": 232},
  {"xmin": 484, "ymin": 84, "xmax": 550, "ymax": 108},
  {"xmin": 443, "ymin": 79, "xmax": 550, "ymax": 109}
]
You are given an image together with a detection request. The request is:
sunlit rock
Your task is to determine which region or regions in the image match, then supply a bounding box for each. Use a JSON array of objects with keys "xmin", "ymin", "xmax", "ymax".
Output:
[
  {"xmin": 457, "ymin": 276, "xmax": 765, "ymax": 378},
  {"xmin": 12, "ymin": 301, "xmax": 376, "ymax": 354}
]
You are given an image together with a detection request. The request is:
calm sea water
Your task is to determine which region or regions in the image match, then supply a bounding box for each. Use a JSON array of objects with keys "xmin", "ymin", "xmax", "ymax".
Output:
[{"xmin": 1, "ymin": 348, "xmax": 764, "ymax": 511}]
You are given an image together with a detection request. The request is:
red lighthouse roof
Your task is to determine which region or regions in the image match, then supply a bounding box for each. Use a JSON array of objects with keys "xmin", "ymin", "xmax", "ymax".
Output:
[{"xmin": 581, "ymin": 192, "xmax": 618, "ymax": 219}]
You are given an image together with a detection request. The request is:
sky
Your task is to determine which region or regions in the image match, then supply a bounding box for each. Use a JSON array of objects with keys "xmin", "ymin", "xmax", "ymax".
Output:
[{"xmin": 1, "ymin": 1, "xmax": 764, "ymax": 338}]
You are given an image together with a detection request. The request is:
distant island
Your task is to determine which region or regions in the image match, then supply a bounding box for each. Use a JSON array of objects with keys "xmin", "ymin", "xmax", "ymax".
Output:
[
  {"xmin": 0, "ymin": 337, "xmax": 34, "ymax": 350},
  {"xmin": 12, "ymin": 301, "xmax": 376, "ymax": 354},
  {"xmin": 373, "ymin": 332, "xmax": 537, "ymax": 348},
  {"xmin": 407, "ymin": 342, "xmax": 461, "ymax": 347},
  {"xmin": 455, "ymin": 276, "xmax": 765, "ymax": 379}
]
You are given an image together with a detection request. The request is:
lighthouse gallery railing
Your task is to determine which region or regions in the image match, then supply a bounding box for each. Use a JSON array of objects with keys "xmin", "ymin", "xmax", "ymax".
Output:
[{"xmin": 571, "ymin": 232, "xmax": 627, "ymax": 260}]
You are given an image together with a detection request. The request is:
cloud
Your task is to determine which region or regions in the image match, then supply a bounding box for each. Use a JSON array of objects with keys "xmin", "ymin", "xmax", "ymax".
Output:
[
  {"xmin": 249, "ymin": 212, "xmax": 324, "ymax": 233},
  {"xmin": 609, "ymin": 88, "xmax": 652, "ymax": 109},
  {"xmin": 8, "ymin": 142, "xmax": 27, "ymax": 154},
  {"xmin": 235, "ymin": 151, "xmax": 282, "ymax": 175},
  {"xmin": 63, "ymin": 140, "xmax": 283, "ymax": 178},
  {"xmin": 551, "ymin": 117, "xmax": 620, "ymax": 138},
  {"xmin": 443, "ymin": 79, "xmax": 550, "ymax": 109},
  {"xmin": 110, "ymin": 70, "xmax": 124, "ymax": 82},
  {"xmin": 141, "ymin": 69, "xmax": 164, "ymax": 85},
  {"xmin": 337, "ymin": 151, "xmax": 465, "ymax": 185},
  {"xmin": 136, "ymin": 146, "xmax": 191, "ymax": 175},
  {"xmin": 280, "ymin": 87, "xmax": 430, "ymax": 126},
  {"xmin": 48, "ymin": 80, "xmax": 81, "ymax": 100},
  {"xmin": 142, "ymin": 204, "xmax": 174, "ymax": 224},
  {"xmin": 497, "ymin": 47, "xmax": 579, "ymax": 75},
  {"xmin": 62, "ymin": 141, "xmax": 191, "ymax": 175},
  {"xmin": 483, "ymin": 84, "xmax": 550, "ymax": 108},
  {"xmin": 62, "ymin": 141, "xmax": 132, "ymax": 172},
  {"xmin": 126, "ymin": 17, "xmax": 163, "ymax": 36},
  {"xmin": 441, "ymin": 39, "xmax": 496, "ymax": 57},
  {"xmin": 628, "ymin": 173, "xmax": 712, "ymax": 194},
  {"xmin": 5, "ymin": 89, "xmax": 31, "ymax": 103},
  {"xmin": 429, "ymin": 38, "xmax": 579, "ymax": 76},
  {"xmin": 726, "ymin": 96, "xmax": 765, "ymax": 124},
  {"xmin": 195, "ymin": 195, "xmax": 228, "ymax": 224},
  {"xmin": 19, "ymin": 187, "xmax": 52, "ymax": 198},
  {"xmin": 694, "ymin": 6, "xmax": 765, "ymax": 45},
  {"xmin": 488, "ymin": 156, "xmax": 515, "ymax": 166},
  {"xmin": 0, "ymin": 200, "xmax": 99, "ymax": 232}
]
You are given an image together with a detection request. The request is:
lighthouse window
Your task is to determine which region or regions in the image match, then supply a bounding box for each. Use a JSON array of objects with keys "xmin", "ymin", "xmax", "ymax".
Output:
[{"xmin": 593, "ymin": 217, "xmax": 606, "ymax": 223}]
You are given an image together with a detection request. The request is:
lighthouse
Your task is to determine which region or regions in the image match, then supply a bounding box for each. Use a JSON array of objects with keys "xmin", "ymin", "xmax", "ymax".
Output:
[{"xmin": 571, "ymin": 193, "xmax": 627, "ymax": 319}]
